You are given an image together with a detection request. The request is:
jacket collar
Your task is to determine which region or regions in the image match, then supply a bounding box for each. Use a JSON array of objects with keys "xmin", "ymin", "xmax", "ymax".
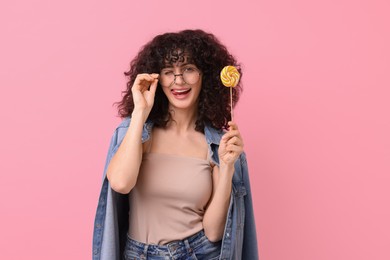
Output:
[{"xmin": 204, "ymin": 123, "xmax": 224, "ymax": 145}]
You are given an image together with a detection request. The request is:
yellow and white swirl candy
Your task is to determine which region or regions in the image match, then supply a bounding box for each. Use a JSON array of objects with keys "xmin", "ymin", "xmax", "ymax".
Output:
[{"xmin": 220, "ymin": 65, "xmax": 240, "ymax": 87}]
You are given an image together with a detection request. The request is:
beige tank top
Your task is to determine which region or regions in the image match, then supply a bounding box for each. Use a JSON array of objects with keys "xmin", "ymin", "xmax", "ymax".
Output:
[{"xmin": 128, "ymin": 151, "xmax": 214, "ymax": 245}]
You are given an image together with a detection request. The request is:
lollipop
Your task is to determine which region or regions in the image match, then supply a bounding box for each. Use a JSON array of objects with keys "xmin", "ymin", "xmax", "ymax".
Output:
[{"xmin": 220, "ymin": 65, "xmax": 240, "ymax": 121}]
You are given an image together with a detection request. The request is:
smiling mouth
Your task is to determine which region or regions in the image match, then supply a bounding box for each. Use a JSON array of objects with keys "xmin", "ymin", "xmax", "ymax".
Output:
[{"xmin": 171, "ymin": 89, "xmax": 191, "ymax": 95}]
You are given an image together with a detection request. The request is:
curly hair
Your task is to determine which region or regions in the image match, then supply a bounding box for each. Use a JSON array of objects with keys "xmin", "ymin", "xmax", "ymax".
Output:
[{"xmin": 114, "ymin": 29, "xmax": 243, "ymax": 132}]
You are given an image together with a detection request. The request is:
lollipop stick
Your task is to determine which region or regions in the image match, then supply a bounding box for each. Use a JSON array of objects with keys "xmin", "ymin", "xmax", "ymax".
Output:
[
  {"xmin": 220, "ymin": 65, "xmax": 239, "ymax": 123},
  {"xmin": 230, "ymin": 87, "xmax": 233, "ymax": 122}
]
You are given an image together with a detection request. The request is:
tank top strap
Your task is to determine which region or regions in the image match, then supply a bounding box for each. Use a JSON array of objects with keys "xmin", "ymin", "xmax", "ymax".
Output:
[
  {"xmin": 146, "ymin": 130, "xmax": 153, "ymax": 153},
  {"xmin": 207, "ymin": 148, "xmax": 216, "ymax": 168}
]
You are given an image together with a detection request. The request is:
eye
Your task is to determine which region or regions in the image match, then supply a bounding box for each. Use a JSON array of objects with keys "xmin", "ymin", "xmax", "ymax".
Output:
[
  {"xmin": 184, "ymin": 67, "xmax": 196, "ymax": 73},
  {"xmin": 162, "ymin": 71, "xmax": 174, "ymax": 76}
]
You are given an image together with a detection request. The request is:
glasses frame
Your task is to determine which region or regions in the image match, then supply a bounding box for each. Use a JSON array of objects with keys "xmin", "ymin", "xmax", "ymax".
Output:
[{"xmin": 160, "ymin": 67, "xmax": 202, "ymax": 88}]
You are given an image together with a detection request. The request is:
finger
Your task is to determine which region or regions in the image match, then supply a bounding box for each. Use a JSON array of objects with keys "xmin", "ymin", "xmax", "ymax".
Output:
[
  {"xmin": 149, "ymin": 78, "xmax": 158, "ymax": 95},
  {"xmin": 226, "ymin": 144, "xmax": 244, "ymax": 154},
  {"xmin": 134, "ymin": 74, "xmax": 156, "ymax": 87},
  {"xmin": 222, "ymin": 130, "xmax": 239, "ymax": 138},
  {"xmin": 226, "ymin": 136, "xmax": 238, "ymax": 145},
  {"xmin": 228, "ymin": 121, "xmax": 238, "ymax": 131},
  {"xmin": 227, "ymin": 136, "xmax": 243, "ymax": 146},
  {"xmin": 136, "ymin": 73, "xmax": 155, "ymax": 82},
  {"xmin": 221, "ymin": 130, "xmax": 241, "ymax": 141},
  {"xmin": 151, "ymin": 73, "xmax": 160, "ymax": 79}
]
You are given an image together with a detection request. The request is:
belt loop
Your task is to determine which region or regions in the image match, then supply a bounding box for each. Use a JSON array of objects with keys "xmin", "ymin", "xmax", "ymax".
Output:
[
  {"xmin": 142, "ymin": 244, "xmax": 148, "ymax": 260},
  {"xmin": 184, "ymin": 239, "xmax": 193, "ymax": 255}
]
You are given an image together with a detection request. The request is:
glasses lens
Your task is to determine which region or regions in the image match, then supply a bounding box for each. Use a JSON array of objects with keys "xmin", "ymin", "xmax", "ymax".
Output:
[
  {"xmin": 159, "ymin": 71, "xmax": 174, "ymax": 87},
  {"xmin": 182, "ymin": 68, "xmax": 200, "ymax": 85}
]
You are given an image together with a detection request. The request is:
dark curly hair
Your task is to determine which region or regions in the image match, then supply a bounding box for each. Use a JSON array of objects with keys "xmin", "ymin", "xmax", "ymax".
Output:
[{"xmin": 114, "ymin": 29, "xmax": 243, "ymax": 132}]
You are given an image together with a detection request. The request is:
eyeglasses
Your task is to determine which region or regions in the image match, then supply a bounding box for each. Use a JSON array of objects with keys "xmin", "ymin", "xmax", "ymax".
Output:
[{"xmin": 159, "ymin": 66, "xmax": 201, "ymax": 88}]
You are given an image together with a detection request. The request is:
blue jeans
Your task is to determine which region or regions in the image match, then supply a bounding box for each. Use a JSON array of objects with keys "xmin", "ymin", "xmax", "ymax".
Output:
[{"xmin": 123, "ymin": 229, "xmax": 221, "ymax": 260}]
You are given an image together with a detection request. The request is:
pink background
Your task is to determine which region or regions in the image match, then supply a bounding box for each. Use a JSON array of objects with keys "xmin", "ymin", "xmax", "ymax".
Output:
[{"xmin": 1, "ymin": 0, "xmax": 389, "ymax": 259}]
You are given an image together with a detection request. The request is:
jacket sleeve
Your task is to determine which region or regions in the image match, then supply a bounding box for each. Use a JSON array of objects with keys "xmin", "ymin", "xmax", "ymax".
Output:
[
  {"xmin": 101, "ymin": 127, "xmax": 119, "ymax": 182},
  {"xmin": 93, "ymin": 126, "xmax": 120, "ymax": 260},
  {"xmin": 101, "ymin": 117, "xmax": 131, "ymax": 181},
  {"xmin": 241, "ymin": 152, "xmax": 260, "ymax": 259}
]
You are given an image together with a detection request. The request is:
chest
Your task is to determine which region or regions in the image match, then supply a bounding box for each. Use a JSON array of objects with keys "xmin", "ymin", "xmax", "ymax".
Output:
[
  {"xmin": 145, "ymin": 127, "xmax": 209, "ymax": 161},
  {"xmin": 135, "ymin": 152, "xmax": 213, "ymax": 208}
]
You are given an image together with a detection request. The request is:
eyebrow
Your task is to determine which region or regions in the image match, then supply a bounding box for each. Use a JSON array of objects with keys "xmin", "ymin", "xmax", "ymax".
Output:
[{"xmin": 162, "ymin": 63, "xmax": 194, "ymax": 69}]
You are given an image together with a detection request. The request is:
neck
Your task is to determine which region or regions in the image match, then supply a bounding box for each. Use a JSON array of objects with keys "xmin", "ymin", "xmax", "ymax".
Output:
[{"xmin": 166, "ymin": 106, "xmax": 198, "ymax": 133}]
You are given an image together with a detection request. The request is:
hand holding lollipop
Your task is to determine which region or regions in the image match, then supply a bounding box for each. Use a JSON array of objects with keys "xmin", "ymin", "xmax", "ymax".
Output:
[{"xmin": 220, "ymin": 65, "xmax": 240, "ymax": 121}]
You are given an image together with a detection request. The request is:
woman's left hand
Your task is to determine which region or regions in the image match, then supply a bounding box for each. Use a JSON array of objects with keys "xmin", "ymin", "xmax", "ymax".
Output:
[{"xmin": 218, "ymin": 121, "xmax": 244, "ymax": 167}]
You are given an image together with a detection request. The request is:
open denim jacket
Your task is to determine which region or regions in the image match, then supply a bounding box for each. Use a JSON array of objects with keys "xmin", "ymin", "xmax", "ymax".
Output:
[{"xmin": 92, "ymin": 117, "xmax": 259, "ymax": 259}]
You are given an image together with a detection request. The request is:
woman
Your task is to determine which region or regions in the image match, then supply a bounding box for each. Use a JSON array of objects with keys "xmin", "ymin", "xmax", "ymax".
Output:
[{"xmin": 92, "ymin": 29, "xmax": 259, "ymax": 260}]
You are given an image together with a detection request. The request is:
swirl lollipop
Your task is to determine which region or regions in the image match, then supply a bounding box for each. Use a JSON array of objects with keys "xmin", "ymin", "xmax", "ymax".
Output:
[{"xmin": 220, "ymin": 65, "xmax": 240, "ymax": 121}]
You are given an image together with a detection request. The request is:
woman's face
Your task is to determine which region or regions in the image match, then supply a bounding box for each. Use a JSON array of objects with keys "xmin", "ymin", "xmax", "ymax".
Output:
[{"xmin": 159, "ymin": 61, "xmax": 202, "ymax": 112}]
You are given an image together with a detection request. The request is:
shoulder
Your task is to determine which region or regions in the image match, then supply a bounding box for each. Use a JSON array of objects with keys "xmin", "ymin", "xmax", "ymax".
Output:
[
  {"xmin": 113, "ymin": 116, "xmax": 153, "ymax": 143},
  {"xmin": 115, "ymin": 116, "xmax": 131, "ymax": 129}
]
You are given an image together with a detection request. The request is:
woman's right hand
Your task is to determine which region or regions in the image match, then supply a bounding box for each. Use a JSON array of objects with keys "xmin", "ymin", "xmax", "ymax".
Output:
[{"xmin": 131, "ymin": 73, "xmax": 159, "ymax": 119}]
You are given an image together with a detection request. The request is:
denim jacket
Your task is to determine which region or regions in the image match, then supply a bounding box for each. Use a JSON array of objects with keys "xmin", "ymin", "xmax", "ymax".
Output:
[{"xmin": 92, "ymin": 117, "xmax": 259, "ymax": 260}]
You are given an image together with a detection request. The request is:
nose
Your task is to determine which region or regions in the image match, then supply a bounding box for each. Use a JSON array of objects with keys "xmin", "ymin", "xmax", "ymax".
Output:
[{"xmin": 173, "ymin": 73, "xmax": 185, "ymax": 86}]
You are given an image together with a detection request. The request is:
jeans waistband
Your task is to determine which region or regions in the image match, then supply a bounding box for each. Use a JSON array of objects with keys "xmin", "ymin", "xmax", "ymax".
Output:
[{"xmin": 126, "ymin": 229, "xmax": 207, "ymax": 256}]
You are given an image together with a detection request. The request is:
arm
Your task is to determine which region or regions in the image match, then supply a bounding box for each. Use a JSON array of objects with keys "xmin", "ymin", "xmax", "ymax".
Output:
[
  {"xmin": 202, "ymin": 163, "xmax": 234, "ymax": 242},
  {"xmin": 106, "ymin": 73, "xmax": 159, "ymax": 194},
  {"xmin": 203, "ymin": 121, "xmax": 244, "ymax": 242},
  {"xmin": 106, "ymin": 111, "xmax": 146, "ymax": 194}
]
